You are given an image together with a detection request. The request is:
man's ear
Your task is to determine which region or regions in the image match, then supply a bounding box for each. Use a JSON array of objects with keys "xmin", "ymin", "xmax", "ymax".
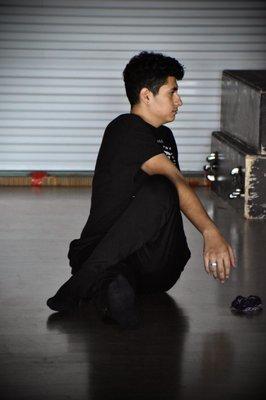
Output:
[{"xmin": 139, "ymin": 87, "xmax": 151, "ymax": 105}]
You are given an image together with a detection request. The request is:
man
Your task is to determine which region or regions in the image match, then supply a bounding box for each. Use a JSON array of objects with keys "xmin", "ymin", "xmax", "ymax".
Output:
[{"xmin": 47, "ymin": 51, "xmax": 236, "ymax": 329}]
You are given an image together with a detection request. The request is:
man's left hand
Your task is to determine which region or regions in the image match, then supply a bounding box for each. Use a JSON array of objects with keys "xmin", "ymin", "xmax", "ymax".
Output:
[{"xmin": 203, "ymin": 229, "xmax": 236, "ymax": 283}]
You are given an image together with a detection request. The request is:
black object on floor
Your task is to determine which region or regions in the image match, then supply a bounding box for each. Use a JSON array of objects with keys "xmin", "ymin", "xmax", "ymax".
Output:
[{"xmin": 230, "ymin": 295, "xmax": 263, "ymax": 313}]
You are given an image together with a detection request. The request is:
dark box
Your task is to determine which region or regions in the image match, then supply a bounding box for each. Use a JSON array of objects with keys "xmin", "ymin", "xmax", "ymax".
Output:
[{"xmin": 221, "ymin": 70, "xmax": 266, "ymax": 154}]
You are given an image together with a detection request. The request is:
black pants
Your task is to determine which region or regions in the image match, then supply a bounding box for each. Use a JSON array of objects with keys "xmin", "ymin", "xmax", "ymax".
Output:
[{"xmin": 67, "ymin": 174, "xmax": 191, "ymax": 299}]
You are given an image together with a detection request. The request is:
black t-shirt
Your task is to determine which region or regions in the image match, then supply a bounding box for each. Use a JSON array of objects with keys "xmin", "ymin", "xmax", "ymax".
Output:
[{"xmin": 80, "ymin": 113, "xmax": 181, "ymax": 238}]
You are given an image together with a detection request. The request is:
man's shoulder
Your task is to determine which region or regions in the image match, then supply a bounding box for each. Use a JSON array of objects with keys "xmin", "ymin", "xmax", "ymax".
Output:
[
  {"xmin": 101, "ymin": 114, "xmax": 129, "ymax": 142},
  {"xmin": 102, "ymin": 114, "xmax": 144, "ymax": 147},
  {"xmin": 105, "ymin": 113, "xmax": 155, "ymax": 141},
  {"xmin": 106, "ymin": 113, "xmax": 136, "ymax": 129}
]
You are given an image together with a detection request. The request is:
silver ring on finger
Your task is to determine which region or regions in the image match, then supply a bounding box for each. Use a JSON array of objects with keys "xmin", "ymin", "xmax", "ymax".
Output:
[{"xmin": 209, "ymin": 261, "xmax": 218, "ymax": 270}]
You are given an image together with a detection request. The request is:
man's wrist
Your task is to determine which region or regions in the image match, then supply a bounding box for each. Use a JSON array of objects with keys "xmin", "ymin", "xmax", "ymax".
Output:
[{"xmin": 202, "ymin": 224, "xmax": 220, "ymax": 238}]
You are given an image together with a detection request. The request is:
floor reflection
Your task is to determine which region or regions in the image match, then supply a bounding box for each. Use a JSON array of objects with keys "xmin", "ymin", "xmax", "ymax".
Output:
[{"xmin": 47, "ymin": 293, "xmax": 189, "ymax": 400}]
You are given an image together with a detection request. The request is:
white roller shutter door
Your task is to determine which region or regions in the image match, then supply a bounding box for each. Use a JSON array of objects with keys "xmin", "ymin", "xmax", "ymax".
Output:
[{"xmin": 0, "ymin": 0, "xmax": 265, "ymax": 172}]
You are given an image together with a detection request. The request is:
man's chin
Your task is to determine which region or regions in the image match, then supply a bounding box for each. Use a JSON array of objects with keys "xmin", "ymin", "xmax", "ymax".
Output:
[
  {"xmin": 168, "ymin": 114, "xmax": 176, "ymax": 122},
  {"xmin": 160, "ymin": 114, "xmax": 176, "ymax": 124}
]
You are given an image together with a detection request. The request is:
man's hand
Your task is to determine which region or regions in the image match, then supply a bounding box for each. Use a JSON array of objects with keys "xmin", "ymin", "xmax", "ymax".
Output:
[{"xmin": 203, "ymin": 228, "xmax": 236, "ymax": 283}]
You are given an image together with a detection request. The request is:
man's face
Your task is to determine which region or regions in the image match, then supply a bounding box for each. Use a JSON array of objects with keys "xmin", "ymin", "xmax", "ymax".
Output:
[{"xmin": 148, "ymin": 76, "xmax": 183, "ymax": 124}]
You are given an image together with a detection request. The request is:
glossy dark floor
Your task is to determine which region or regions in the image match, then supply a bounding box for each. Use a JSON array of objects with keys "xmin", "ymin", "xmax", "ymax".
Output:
[{"xmin": 0, "ymin": 186, "xmax": 265, "ymax": 400}]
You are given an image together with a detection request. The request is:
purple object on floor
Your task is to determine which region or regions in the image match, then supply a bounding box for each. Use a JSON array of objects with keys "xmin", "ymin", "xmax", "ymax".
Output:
[{"xmin": 230, "ymin": 295, "xmax": 263, "ymax": 313}]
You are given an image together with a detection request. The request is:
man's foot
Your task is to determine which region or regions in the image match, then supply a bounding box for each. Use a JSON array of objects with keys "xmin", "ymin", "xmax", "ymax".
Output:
[
  {"xmin": 107, "ymin": 274, "xmax": 140, "ymax": 329},
  {"xmin": 93, "ymin": 273, "xmax": 140, "ymax": 329},
  {"xmin": 46, "ymin": 277, "xmax": 80, "ymax": 313},
  {"xmin": 46, "ymin": 295, "xmax": 80, "ymax": 313}
]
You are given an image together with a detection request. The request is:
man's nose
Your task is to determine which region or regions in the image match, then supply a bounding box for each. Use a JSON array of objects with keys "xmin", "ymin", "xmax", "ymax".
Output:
[{"xmin": 175, "ymin": 95, "xmax": 183, "ymax": 107}]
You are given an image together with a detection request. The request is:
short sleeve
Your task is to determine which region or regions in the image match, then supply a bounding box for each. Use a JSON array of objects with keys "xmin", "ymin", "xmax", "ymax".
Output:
[
  {"xmin": 119, "ymin": 118, "xmax": 164, "ymax": 170},
  {"xmin": 166, "ymin": 127, "xmax": 181, "ymax": 171}
]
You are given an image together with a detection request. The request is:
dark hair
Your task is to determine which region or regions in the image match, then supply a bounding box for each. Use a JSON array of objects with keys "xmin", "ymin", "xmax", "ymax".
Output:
[{"xmin": 122, "ymin": 51, "xmax": 185, "ymax": 107}]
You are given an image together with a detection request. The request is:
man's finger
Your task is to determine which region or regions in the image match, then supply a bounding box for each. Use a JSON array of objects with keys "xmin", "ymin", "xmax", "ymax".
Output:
[
  {"xmin": 217, "ymin": 258, "xmax": 225, "ymax": 283},
  {"xmin": 204, "ymin": 255, "xmax": 211, "ymax": 274},
  {"xmin": 228, "ymin": 246, "xmax": 236, "ymax": 268},
  {"xmin": 210, "ymin": 259, "xmax": 218, "ymax": 279},
  {"xmin": 224, "ymin": 254, "xmax": 231, "ymax": 279}
]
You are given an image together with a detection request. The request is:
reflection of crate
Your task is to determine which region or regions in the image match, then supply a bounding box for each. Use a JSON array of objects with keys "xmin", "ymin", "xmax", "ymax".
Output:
[
  {"xmin": 221, "ymin": 70, "xmax": 266, "ymax": 154},
  {"xmin": 205, "ymin": 131, "xmax": 266, "ymax": 219}
]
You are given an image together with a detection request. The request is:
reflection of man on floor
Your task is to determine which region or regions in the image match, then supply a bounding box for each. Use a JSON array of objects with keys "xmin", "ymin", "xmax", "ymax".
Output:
[{"xmin": 47, "ymin": 51, "xmax": 236, "ymax": 330}]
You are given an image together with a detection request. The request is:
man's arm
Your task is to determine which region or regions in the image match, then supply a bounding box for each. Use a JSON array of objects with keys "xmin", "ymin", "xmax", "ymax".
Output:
[{"xmin": 141, "ymin": 153, "xmax": 236, "ymax": 283}]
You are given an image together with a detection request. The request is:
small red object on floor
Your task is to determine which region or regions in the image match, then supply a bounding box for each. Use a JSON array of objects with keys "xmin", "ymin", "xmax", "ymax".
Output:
[{"xmin": 30, "ymin": 171, "xmax": 48, "ymax": 186}]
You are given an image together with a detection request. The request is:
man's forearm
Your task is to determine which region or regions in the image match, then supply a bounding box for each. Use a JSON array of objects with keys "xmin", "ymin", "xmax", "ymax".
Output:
[{"xmin": 173, "ymin": 177, "xmax": 219, "ymax": 236}]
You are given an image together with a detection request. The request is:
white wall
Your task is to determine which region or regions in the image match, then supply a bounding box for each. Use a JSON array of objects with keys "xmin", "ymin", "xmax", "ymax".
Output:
[{"xmin": 0, "ymin": 0, "xmax": 265, "ymax": 172}]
